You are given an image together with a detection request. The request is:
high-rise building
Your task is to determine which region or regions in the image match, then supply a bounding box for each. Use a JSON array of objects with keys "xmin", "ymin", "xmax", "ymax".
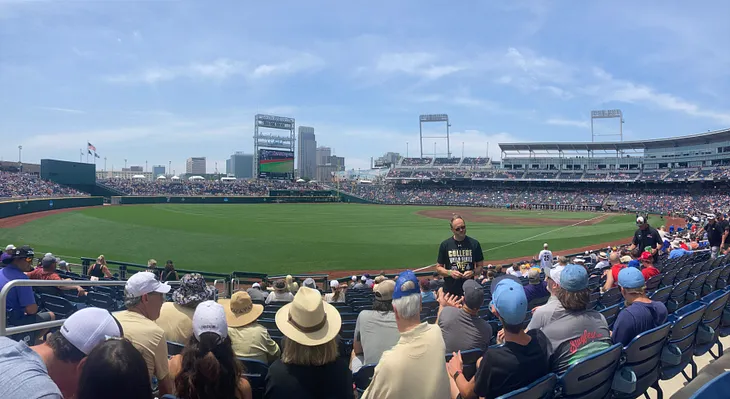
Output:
[
  {"xmin": 297, "ymin": 126, "xmax": 317, "ymax": 179},
  {"xmin": 152, "ymin": 165, "xmax": 165, "ymax": 177},
  {"xmin": 316, "ymin": 155, "xmax": 346, "ymax": 182},
  {"xmin": 316, "ymin": 146, "xmax": 332, "ymax": 166},
  {"xmin": 186, "ymin": 157, "xmax": 206, "ymax": 175},
  {"xmin": 228, "ymin": 152, "xmax": 254, "ymax": 178}
]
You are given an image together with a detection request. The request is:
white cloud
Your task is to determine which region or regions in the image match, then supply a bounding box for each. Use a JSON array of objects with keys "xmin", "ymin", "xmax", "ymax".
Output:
[
  {"xmin": 545, "ymin": 118, "xmax": 589, "ymax": 129},
  {"xmin": 374, "ymin": 52, "xmax": 465, "ymax": 80},
  {"xmin": 37, "ymin": 106, "xmax": 85, "ymax": 114}
]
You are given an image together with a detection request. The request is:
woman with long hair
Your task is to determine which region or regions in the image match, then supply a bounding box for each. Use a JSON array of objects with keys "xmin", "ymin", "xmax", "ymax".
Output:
[
  {"xmin": 170, "ymin": 301, "xmax": 252, "ymax": 399},
  {"xmin": 160, "ymin": 259, "xmax": 179, "ymax": 282},
  {"xmin": 88, "ymin": 254, "xmax": 112, "ymax": 279},
  {"xmin": 77, "ymin": 339, "xmax": 153, "ymax": 399},
  {"xmin": 324, "ymin": 280, "xmax": 345, "ymax": 303}
]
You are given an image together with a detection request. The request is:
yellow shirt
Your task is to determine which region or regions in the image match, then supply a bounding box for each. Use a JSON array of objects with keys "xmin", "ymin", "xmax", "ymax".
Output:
[
  {"xmin": 115, "ymin": 310, "xmax": 169, "ymax": 380},
  {"xmin": 361, "ymin": 322, "xmax": 450, "ymax": 399},
  {"xmin": 156, "ymin": 302, "xmax": 196, "ymax": 344},
  {"xmin": 228, "ymin": 323, "xmax": 281, "ymax": 364}
]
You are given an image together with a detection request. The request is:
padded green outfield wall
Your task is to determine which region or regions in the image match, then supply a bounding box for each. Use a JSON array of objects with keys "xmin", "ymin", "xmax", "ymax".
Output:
[
  {"xmin": 116, "ymin": 195, "xmax": 340, "ymax": 205},
  {"xmin": 0, "ymin": 197, "xmax": 104, "ymax": 218}
]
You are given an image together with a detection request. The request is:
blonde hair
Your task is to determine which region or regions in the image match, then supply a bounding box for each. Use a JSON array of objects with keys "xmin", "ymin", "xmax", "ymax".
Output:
[
  {"xmin": 148, "ymin": 259, "xmax": 157, "ymax": 267},
  {"xmin": 281, "ymin": 338, "xmax": 338, "ymax": 366}
]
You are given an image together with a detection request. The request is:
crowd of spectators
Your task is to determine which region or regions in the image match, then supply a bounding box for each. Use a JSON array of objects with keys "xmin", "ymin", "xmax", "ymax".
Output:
[
  {"xmin": 0, "ymin": 172, "xmax": 87, "ymax": 201},
  {"xmin": 98, "ymin": 178, "xmax": 325, "ymax": 196}
]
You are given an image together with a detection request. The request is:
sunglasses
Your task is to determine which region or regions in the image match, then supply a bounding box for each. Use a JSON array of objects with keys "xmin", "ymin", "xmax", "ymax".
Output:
[{"xmin": 454, "ymin": 226, "xmax": 466, "ymax": 232}]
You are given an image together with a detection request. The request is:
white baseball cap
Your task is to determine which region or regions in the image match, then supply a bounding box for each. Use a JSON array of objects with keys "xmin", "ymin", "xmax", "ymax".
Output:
[
  {"xmin": 193, "ymin": 300, "xmax": 228, "ymax": 344},
  {"xmin": 60, "ymin": 307, "xmax": 122, "ymax": 355},
  {"xmin": 45, "ymin": 252, "xmax": 53, "ymax": 258},
  {"xmin": 636, "ymin": 216, "xmax": 646, "ymax": 224},
  {"xmin": 360, "ymin": 276, "xmax": 367, "ymax": 282},
  {"xmin": 549, "ymin": 265, "xmax": 565, "ymax": 284},
  {"xmin": 330, "ymin": 280, "xmax": 340, "ymax": 289},
  {"xmin": 125, "ymin": 271, "xmax": 171, "ymax": 297},
  {"xmin": 574, "ymin": 258, "xmax": 586, "ymax": 264},
  {"xmin": 252, "ymin": 282, "xmax": 261, "ymax": 288},
  {"xmin": 5, "ymin": 244, "xmax": 15, "ymax": 251}
]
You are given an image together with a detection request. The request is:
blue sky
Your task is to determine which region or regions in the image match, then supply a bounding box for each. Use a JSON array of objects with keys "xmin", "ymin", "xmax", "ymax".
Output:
[{"xmin": 1, "ymin": 1, "xmax": 729, "ymax": 173}]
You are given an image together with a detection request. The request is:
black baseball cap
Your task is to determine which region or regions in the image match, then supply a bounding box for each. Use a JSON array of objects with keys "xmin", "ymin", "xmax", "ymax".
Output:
[{"xmin": 2, "ymin": 245, "xmax": 34, "ymax": 264}]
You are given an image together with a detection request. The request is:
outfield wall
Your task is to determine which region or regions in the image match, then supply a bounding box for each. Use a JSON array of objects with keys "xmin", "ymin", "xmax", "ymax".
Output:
[
  {"xmin": 115, "ymin": 195, "xmax": 340, "ymax": 205},
  {"xmin": 0, "ymin": 197, "xmax": 104, "ymax": 218}
]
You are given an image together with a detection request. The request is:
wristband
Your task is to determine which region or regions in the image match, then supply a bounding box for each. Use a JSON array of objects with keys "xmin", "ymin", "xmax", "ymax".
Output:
[
  {"xmin": 452, "ymin": 370, "xmax": 461, "ymax": 380},
  {"xmin": 448, "ymin": 270, "xmax": 452, "ymax": 277}
]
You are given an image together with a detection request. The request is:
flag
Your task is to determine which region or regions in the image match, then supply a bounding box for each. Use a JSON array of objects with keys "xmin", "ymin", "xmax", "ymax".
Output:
[
  {"xmin": 88, "ymin": 150, "xmax": 92, "ymax": 155},
  {"xmin": 87, "ymin": 142, "xmax": 96, "ymax": 152},
  {"xmin": 94, "ymin": 152, "xmax": 100, "ymax": 159}
]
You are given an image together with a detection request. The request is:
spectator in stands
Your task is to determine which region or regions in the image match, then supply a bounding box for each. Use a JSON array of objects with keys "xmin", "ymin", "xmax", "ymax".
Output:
[
  {"xmin": 247, "ymin": 282, "xmax": 269, "ymax": 301},
  {"xmin": 265, "ymin": 287, "xmax": 353, "ymax": 399},
  {"xmin": 630, "ymin": 216, "xmax": 663, "ymax": 264},
  {"xmin": 348, "ymin": 275, "xmax": 357, "ymax": 289},
  {"xmin": 507, "ymin": 263, "xmax": 521, "ymax": 277},
  {"xmin": 524, "ymin": 268, "xmax": 549, "ymax": 303},
  {"xmin": 223, "ymin": 291, "xmax": 280, "ymax": 363},
  {"xmin": 431, "ymin": 272, "xmax": 445, "ymax": 289},
  {"xmin": 361, "ymin": 270, "xmax": 450, "ymax": 399},
  {"xmin": 352, "ymin": 280, "xmax": 399, "ymax": 373},
  {"xmin": 669, "ymin": 239, "xmax": 693, "ymax": 259},
  {"xmin": 324, "ymin": 280, "xmax": 345, "ymax": 303},
  {"xmin": 420, "ymin": 278, "xmax": 436, "ymax": 302},
  {"xmin": 697, "ymin": 214, "xmax": 725, "ymax": 259},
  {"xmin": 603, "ymin": 252, "xmax": 626, "ymax": 291},
  {"xmin": 265, "ymin": 280, "xmax": 294, "ymax": 304},
  {"xmin": 114, "ymin": 272, "xmax": 174, "ymax": 397},
  {"xmin": 594, "ymin": 252, "xmax": 610, "ymax": 270},
  {"xmin": 527, "ymin": 264, "xmax": 611, "ymax": 374},
  {"xmin": 88, "ymin": 255, "xmax": 112, "ymax": 279},
  {"xmin": 372, "ymin": 275, "xmax": 386, "ymax": 290},
  {"xmin": 538, "ymin": 243, "xmax": 554, "ymax": 273},
  {"xmin": 285, "ymin": 275, "xmax": 299, "ymax": 293},
  {"xmin": 169, "ymin": 301, "xmax": 252, "ymax": 399},
  {"xmin": 553, "ymin": 256, "xmax": 568, "ymax": 273},
  {"xmin": 160, "ymin": 260, "xmax": 179, "ymax": 282},
  {"xmin": 612, "ymin": 268, "xmax": 668, "ymax": 347},
  {"xmin": 146, "ymin": 259, "xmax": 161, "ymax": 280},
  {"xmin": 353, "ymin": 275, "xmax": 368, "ymax": 290},
  {"xmin": 27, "ymin": 255, "xmax": 87, "ymax": 297},
  {"xmin": 638, "ymin": 251, "xmax": 661, "ymax": 280},
  {"xmin": 0, "ymin": 307, "xmax": 122, "ymax": 399},
  {"xmin": 447, "ymin": 276, "xmax": 549, "ymax": 399},
  {"xmin": 0, "ymin": 245, "xmax": 55, "ymax": 337},
  {"xmin": 1, "ymin": 244, "xmax": 14, "ymax": 263},
  {"xmin": 436, "ymin": 215, "xmax": 485, "ymax": 297},
  {"xmin": 302, "ymin": 277, "xmax": 317, "ymax": 290},
  {"xmin": 438, "ymin": 280, "xmax": 492, "ymax": 353},
  {"xmin": 627, "ymin": 247, "xmax": 642, "ymax": 269},
  {"xmin": 77, "ymin": 338, "xmax": 153, "ymax": 399},
  {"xmin": 157, "ymin": 273, "xmax": 216, "ymax": 343},
  {"xmin": 57, "ymin": 260, "xmax": 71, "ymax": 273}
]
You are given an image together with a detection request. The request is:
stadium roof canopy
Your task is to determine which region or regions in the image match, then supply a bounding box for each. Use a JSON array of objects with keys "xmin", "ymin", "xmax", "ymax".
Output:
[{"xmin": 499, "ymin": 128, "xmax": 730, "ymax": 153}]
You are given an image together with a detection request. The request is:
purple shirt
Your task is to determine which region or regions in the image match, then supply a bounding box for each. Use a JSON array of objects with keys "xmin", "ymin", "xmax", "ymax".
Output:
[
  {"xmin": 0, "ymin": 253, "xmax": 11, "ymax": 263},
  {"xmin": 523, "ymin": 281, "xmax": 550, "ymax": 304},
  {"xmin": 0, "ymin": 266, "xmax": 36, "ymax": 321}
]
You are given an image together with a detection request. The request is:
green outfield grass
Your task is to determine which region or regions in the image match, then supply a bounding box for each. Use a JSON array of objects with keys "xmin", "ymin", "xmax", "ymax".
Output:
[{"xmin": 0, "ymin": 204, "xmax": 637, "ymax": 274}]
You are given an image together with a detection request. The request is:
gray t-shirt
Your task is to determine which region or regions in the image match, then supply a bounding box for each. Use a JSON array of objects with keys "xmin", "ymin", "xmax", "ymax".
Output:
[
  {"xmin": 438, "ymin": 307, "xmax": 493, "ymax": 353},
  {"xmin": 246, "ymin": 288, "xmax": 268, "ymax": 301},
  {"xmin": 0, "ymin": 337, "xmax": 63, "ymax": 399},
  {"xmin": 355, "ymin": 310, "xmax": 400, "ymax": 365},
  {"xmin": 526, "ymin": 299, "xmax": 611, "ymax": 374}
]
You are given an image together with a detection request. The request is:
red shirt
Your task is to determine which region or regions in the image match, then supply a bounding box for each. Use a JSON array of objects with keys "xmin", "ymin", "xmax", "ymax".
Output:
[
  {"xmin": 680, "ymin": 243, "xmax": 689, "ymax": 250},
  {"xmin": 27, "ymin": 268, "xmax": 61, "ymax": 281},
  {"xmin": 610, "ymin": 264, "xmax": 627, "ymax": 287},
  {"xmin": 641, "ymin": 266, "xmax": 660, "ymax": 280}
]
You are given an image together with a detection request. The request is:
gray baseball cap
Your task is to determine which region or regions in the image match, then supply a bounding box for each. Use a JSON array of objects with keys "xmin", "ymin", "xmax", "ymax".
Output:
[{"xmin": 462, "ymin": 280, "xmax": 484, "ymax": 310}]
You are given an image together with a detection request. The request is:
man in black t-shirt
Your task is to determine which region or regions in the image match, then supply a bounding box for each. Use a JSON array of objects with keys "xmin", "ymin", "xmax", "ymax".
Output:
[
  {"xmin": 698, "ymin": 214, "xmax": 725, "ymax": 259},
  {"xmin": 436, "ymin": 215, "xmax": 485, "ymax": 297},
  {"xmin": 630, "ymin": 216, "xmax": 662, "ymax": 263}
]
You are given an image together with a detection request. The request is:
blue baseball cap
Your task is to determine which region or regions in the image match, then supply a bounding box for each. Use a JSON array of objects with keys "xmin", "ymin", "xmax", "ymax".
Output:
[
  {"xmin": 628, "ymin": 259, "xmax": 641, "ymax": 269},
  {"xmin": 393, "ymin": 270, "xmax": 420, "ymax": 299},
  {"xmin": 559, "ymin": 264, "xmax": 588, "ymax": 292},
  {"xmin": 617, "ymin": 267, "xmax": 645, "ymax": 289},
  {"xmin": 489, "ymin": 275, "xmax": 528, "ymax": 326}
]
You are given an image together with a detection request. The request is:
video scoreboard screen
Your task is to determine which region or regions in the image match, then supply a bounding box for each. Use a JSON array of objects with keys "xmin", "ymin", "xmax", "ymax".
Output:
[{"xmin": 258, "ymin": 149, "xmax": 294, "ymax": 179}]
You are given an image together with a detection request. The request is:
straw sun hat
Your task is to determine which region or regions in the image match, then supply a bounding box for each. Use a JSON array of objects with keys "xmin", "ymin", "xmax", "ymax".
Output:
[
  {"xmin": 275, "ymin": 286, "xmax": 341, "ymax": 346},
  {"xmin": 219, "ymin": 291, "xmax": 264, "ymax": 328}
]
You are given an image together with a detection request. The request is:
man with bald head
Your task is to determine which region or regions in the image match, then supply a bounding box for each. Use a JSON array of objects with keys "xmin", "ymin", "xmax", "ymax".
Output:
[{"xmin": 436, "ymin": 214, "xmax": 485, "ymax": 297}]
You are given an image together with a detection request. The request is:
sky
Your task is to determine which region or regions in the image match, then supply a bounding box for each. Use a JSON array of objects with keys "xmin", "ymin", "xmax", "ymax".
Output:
[{"xmin": 1, "ymin": 1, "xmax": 729, "ymax": 174}]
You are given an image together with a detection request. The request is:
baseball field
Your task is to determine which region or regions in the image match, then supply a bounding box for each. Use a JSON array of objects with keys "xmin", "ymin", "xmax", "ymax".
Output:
[{"xmin": 0, "ymin": 203, "xmax": 664, "ymax": 276}]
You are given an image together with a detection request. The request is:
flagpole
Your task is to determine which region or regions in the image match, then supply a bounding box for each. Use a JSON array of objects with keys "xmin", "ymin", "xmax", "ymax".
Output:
[{"xmin": 79, "ymin": 149, "xmax": 83, "ymax": 163}]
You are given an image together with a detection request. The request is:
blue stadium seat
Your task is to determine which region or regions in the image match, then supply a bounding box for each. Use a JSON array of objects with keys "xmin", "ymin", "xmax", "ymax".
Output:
[
  {"xmin": 649, "ymin": 286, "xmax": 673, "ymax": 305},
  {"xmin": 613, "ymin": 322, "xmax": 671, "ymax": 399},
  {"xmin": 702, "ymin": 267, "xmax": 723, "ymax": 296},
  {"xmin": 528, "ymin": 295, "xmax": 550, "ymax": 311},
  {"xmin": 688, "ymin": 371, "xmax": 730, "ymax": 399},
  {"xmin": 696, "ymin": 289, "xmax": 730, "ymax": 359},
  {"xmin": 166, "ymin": 341, "xmax": 185, "ymax": 356},
  {"xmin": 716, "ymin": 265, "xmax": 730, "ymax": 290},
  {"xmin": 599, "ymin": 287, "xmax": 622, "ymax": 309},
  {"xmin": 495, "ymin": 373, "xmax": 557, "ymax": 399},
  {"xmin": 599, "ymin": 303, "xmax": 622, "ymax": 330},
  {"xmin": 353, "ymin": 363, "xmax": 376, "ymax": 394},
  {"xmin": 661, "ymin": 301, "xmax": 707, "ymax": 382},
  {"xmin": 555, "ymin": 343, "xmax": 622, "ymax": 399},
  {"xmin": 258, "ymin": 319, "xmax": 277, "ymax": 330},
  {"xmin": 667, "ymin": 278, "xmax": 692, "ymax": 313},
  {"xmin": 239, "ymin": 357, "xmax": 268, "ymax": 399},
  {"xmin": 445, "ymin": 347, "xmax": 483, "ymax": 381},
  {"xmin": 686, "ymin": 271, "xmax": 711, "ymax": 303},
  {"xmin": 39, "ymin": 293, "xmax": 76, "ymax": 319},
  {"xmin": 645, "ymin": 274, "xmax": 663, "ymax": 292},
  {"xmin": 86, "ymin": 292, "xmax": 118, "ymax": 311}
]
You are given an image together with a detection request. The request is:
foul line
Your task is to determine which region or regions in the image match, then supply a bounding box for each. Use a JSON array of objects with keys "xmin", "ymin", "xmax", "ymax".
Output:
[{"xmin": 414, "ymin": 214, "xmax": 607, "ymax": 272}]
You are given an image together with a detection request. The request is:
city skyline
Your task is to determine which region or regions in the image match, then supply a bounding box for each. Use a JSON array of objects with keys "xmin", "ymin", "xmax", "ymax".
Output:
[{"xmin": 1, "ymin": 1, "xmax": 729, "ymax": 174}]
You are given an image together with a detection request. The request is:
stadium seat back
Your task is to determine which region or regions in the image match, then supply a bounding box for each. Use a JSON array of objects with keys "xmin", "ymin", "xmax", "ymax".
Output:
[
  {"xmin": 586, "ymin": 291, "xmax": 600, "ymax": 310},
  {"xmin": 716, "ymin": 265, "xmax": 730, "ymax": 290},
  {"xmin": 556, "ymin": 343, "xmax": 622, "ymax": 399},
  {"xmin": 649, "ymin": 286, "xmax": 672, "ymax": 305},
  {"xmin": 445, "ymin": 347, "xmax": 482, "ymax": 381},
  {"xmin": 613, "ymin": 322, "xmax": 671, "ymax": 399},
  {"xmin": 702, "ymin": 267, "xmax": 723, "ymax": 297},
  {"xmin": 528, "ymin": 295, "xmax": 550, "ymax": 311},
  {"xmin": 166, "ymin": 341, "xmax": 185, "ymax": 356},
  {"xmin": 661, "ymin": 301, "xmax": 706, "ymax": 381},
  {"xmin": 86, "ymin": 292, "xmax": 117, "ymax": 311},
  {"xmin": 39, "ymin": 293, "xmax": 75, "ymax": 319},
  {"xmin": 599, "ymin": 303, "xmax": 622, "ymax": 330},
  {"xmin": 686, "ymin": 271, "xmax": 710, "ymax": 303},
  {"xmin": 676, "ymin": 266, "xmax": 691, "ymax": 282},
  {"xmin": 694, "ymin": 289, "xmax": 730, "ymax": 357},
  {"xmin": 353, "ymin": 364, "xmax": 376, "ymax": 393},
  {"xmin": 645, "ymin": 274, "xmax": 662, "ymax": 292},
  {"xmin": 239, "ymin": 358, "xmax": 269, "ymax": 398},
  {"xmin": 667, "ymin": 278, "xmax": 692, "ymax": 313},
  {"xmin": 599, "ymin": 287, "xmax": 622, "ymax": 309},
  {"xmin": 495, "ymin": 373, "xmax": 556, "ymax": 399},
  {"xmin": 687, "ymin": 371, "xmax": 730, "ymax": 399},
  {"xmin": 660, "ymin": 269, "xmax": 678, "ymax": 288}
]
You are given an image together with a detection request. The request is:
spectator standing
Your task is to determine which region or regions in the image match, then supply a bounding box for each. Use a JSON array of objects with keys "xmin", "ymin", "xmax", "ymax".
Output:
[
  {"xmin": 612, "ymin": 268, "xmax": 668, "ymax": 347},
  {"xmin": 630, "ymin": 216, "xmax": 663, "ymax": 264},
  {"xmin": 523, "ymin": 268, "xmax": 550, "ymax": 304},
  {"xmin": 160, "ymin": 260, "xmax": 179, "ymax": 282},
  {"xmin": 77, "ymin": 339, "xmax": 154, "ymax": 399},
  {"xmin": 88, "ymin": 255, "xmax": 113, "ymax": 279},
  {"xmin": 223, "ymin": 291, "xmax": 280, "ymax": 363},
  {"xmin": 0, "ymin": 245, "xmax": 55, "ymax": 334},
  {"xmin": 538, "ymin": 243, "xmax": 554, "ymax": 273},
  {"xmin": 0, "ymin": 307, "xmax": 122, "ymax": 399},
  {"xmin": 324, "ymin": 280, "xmax": 345, "ymax": 303},
  {"xmin": 156, "ymin": 273, "xmax": 216, "ymax": 343},
  {"xmin": 420, "ymin": 278, "xmax": 436, "ymax": 302},
  {"xmin": 351, "ymin": 280, "xmax": 399, "ymax": 372},
  {"xmin": 698, "ymin": 215, "xmax": 725, "ymax": 259},
  {"xmin": 438, "ymin": 280, "xmax": 492, "ymax": 353},
  {"xmin": 361, "ymin": 270, "xmax": 450, "ymax": 399},
  {"xmin": 169, "ymin": 301, "xmax": 253, "ymax": 399},
  {"xmin": 447, "ymin": 276, "xmax": 550, "ymax": 399},
  {"xmin": 436, "ymin": 215, "xmax": 485, "ymax": 297},
  {"xmin": 247, "ymin": 282, "xmax": 269, "ymax": 301},
  {"xmin": 528, "ymin": 264, "xmax": 611, "ymax": 374},
  {"xmin": 265, "ymin": 280, "xmax": 295, "ymax": 304},
  {"xmin": 264, "ymin": 287, "xmax": 353, "ymax": 399},
  {"xmin": 114, "ymin": 272, "xmax": 174, "ymax": 397}
]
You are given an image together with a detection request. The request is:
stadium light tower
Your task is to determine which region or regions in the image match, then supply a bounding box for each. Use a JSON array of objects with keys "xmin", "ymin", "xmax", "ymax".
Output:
[
  {"xmin": 591, "ymin": 109, "xmax": 624, "ymax": 142},
  {"xmin": 419, "ymin": 114, "xmax": 450, "ymax": 158}
]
